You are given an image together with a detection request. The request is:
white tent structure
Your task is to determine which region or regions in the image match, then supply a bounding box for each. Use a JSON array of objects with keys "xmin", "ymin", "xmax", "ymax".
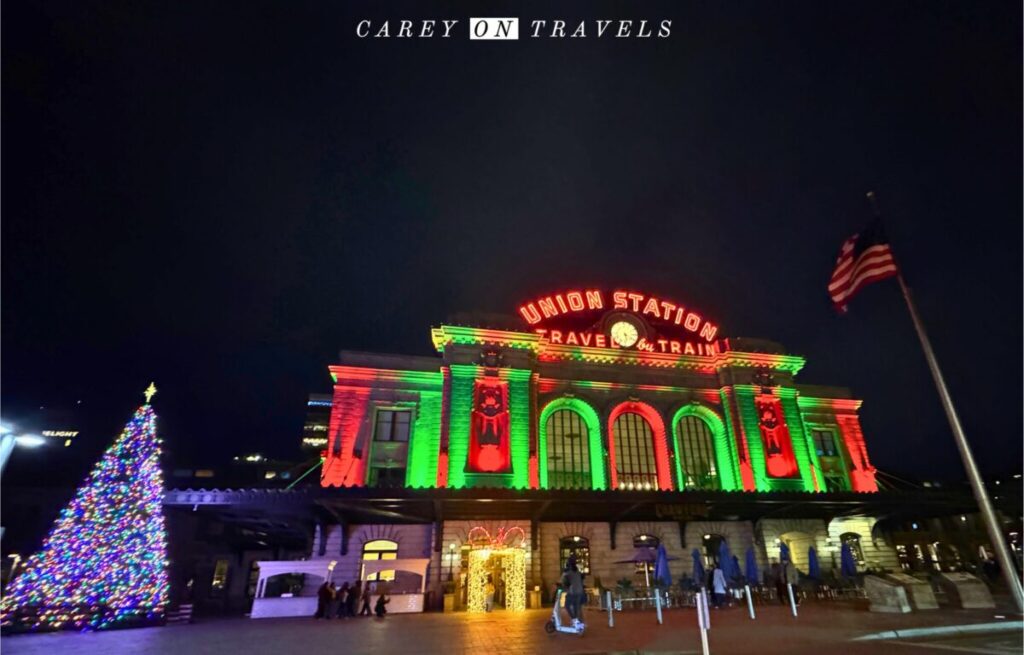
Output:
[{"xmin": 250, "ymin": 558, "xmax": 431, "ymax": 619}]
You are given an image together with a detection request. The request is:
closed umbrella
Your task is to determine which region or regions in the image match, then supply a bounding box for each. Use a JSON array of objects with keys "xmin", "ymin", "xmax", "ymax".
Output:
[
  {"xmin": 808, "ymin": 546, "xmax": 820, "ymax": 580},
  {"xmin": 779, "ymin": 541, "xmax": 791, "ymax": 564},
  {"xmin": 692, "ymin": 548, "xmax": 706, "ymax": 588},
  {"xmin": 840, "ymin": 543, "xmax": 858, "ymax": 578},
  {"xmin": 718, "ymin": 540, "xmax": 737, "ymax": 580},
  {"xmin": 744, "ymin": 547, "xmax": 760, "ymax": 586},
  {"xmin": 654, "ymin": 544, "xmax": 673, "ymax": 587}
]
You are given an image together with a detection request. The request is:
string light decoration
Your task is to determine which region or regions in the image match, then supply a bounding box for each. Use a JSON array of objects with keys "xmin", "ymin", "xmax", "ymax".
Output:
[
  {"xmin": 464, "ymin": 526, "xmax": 527, "ymax": 613},
  {"xmin": 1, "ymin": 388, "xmax": 169, "ymax": 632}
]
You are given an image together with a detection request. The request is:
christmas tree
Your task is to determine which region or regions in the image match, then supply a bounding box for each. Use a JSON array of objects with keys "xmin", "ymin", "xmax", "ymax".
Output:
[{"xmin": 1, "ymin": 384, "xmax": 169, "ymax": 631}]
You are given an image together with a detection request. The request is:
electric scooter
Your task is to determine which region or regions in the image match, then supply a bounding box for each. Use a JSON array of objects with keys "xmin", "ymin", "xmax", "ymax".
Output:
[{"xmin": 544, "ymin": 589, "xmax": 585, "ymax": 636}]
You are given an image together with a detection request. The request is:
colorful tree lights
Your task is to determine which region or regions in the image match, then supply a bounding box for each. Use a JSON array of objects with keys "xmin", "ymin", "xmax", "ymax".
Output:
[{"xmin": 1, "ymin": 392, "xmax": 169, "ymax": 631}]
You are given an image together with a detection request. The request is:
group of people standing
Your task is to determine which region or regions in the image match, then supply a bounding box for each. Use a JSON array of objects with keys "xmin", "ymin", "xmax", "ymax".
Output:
[{"xmin": 315, "ymin": 581, "xmax": 389, "ymax": 619}]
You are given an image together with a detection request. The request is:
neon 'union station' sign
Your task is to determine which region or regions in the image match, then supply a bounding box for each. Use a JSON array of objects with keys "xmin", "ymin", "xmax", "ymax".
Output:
[{"xmin": 517, "ymin": 288, "xmax": 721, "ymax": 355}]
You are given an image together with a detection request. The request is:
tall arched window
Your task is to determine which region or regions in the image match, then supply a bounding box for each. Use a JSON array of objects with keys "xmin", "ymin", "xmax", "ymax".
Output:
[
  {"xmin": 545, "ymin": 409, "xmax": 591, "ymax": 490},
  {"xmin": 676, "ymin": 416, "xmax": 719, "ymax": 490},
  {"xmin": 559, "ymin": 536, "xmax": 590, "ymax": 574},
  {"xmin": 612, "ymin": 412, "xmax": 658, "ymax": 489},
  {"xmin": 362, "ymin": 539, "xmax": 398, "ymax": 581}
]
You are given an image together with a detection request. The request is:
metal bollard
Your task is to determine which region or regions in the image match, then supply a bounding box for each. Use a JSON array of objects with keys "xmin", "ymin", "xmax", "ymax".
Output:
[
  {"xmin": 655, "ymin": 589, "xmax": 663, "ymax": 624},
  {"xmin": 607, "ymin": 590, "xmax": 614, "ymax": 628},
  {"xmin": 744, "ymin": 584, "xmax": 755, "ymax": 619},
  {"xmin": 787, "ymin": 583, "xmax": 798, "ymax": 617},
  {"xmin": 696, "ymin": 588, "xmax": 711, "ymax": 655}
]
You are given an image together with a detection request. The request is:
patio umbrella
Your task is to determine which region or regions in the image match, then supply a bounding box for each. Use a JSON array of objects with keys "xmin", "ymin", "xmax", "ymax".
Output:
[
  {"xmin": 615, "ymin": 547, "xmax": 671, "ymax": 587},
  {"xmin": 744, "ymin": 547, "xmax": 759, "ymax": 586},
  {"xmin": 840, "ymin": 543, "xmax": 858, "ymax": 578},
  {"xmin": 653, "ymin": 544, "xmax": 673, "ymax": 587},
  {"xmin": 717, "ymin": 540, "xmax": 737, "ymax": 579},
  {"xmin": 692, "ymin": 548, "xmax": 706, "ymax": 588},
  {"xmin": 779, "ymin": 541, "xmax": 790, "ymax": 564},
  {"xmin": 807, "ymin": 546, "xmax": 820, "ymax": 580}
]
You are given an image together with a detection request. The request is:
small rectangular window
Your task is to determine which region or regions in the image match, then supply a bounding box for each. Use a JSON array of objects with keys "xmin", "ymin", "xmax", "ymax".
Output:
[
  {"xmin": 812, "ymin": 430, "xmax": 839, "ymax": 458},
  {"xmin": 374, "ymin": 410, "xmax": 411, "ymax": 442}
]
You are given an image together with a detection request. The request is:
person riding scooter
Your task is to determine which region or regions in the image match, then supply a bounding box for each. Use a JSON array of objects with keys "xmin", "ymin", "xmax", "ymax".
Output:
[{"xmin": 560, "ymin": 557, "xmax": 585, "ymax": 627}]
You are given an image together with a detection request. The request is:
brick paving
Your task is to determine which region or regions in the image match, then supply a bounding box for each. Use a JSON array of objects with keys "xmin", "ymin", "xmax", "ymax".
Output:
[{"xmin": 1, "ymin": 603, "xmax": 1019, "ymax": 655}]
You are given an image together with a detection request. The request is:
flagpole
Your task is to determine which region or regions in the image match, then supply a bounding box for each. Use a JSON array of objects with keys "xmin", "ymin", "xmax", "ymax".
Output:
[{"xmin": 867, "ymin": 192, "xmax": 1024, "ymax": 612}]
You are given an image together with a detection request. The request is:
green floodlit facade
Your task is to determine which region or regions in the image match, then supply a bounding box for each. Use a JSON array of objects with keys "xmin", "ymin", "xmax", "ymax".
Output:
[{"xmin": 320, "ymin": 317, "xmax": 879, "ymax": 495}]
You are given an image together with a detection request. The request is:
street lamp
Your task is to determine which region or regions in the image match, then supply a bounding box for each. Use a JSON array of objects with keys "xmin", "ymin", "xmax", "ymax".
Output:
[
  {"xmin": 0, "ymin": 427, "xmax": 47, "ymax": 477},
  {"xmin": 447, "ymin": 543, "xmax": 456, "ymax": 581}
]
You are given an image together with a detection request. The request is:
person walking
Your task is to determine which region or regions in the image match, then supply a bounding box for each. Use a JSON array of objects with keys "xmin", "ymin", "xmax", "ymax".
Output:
[
  {"xmin": 326, "ymin": 582, "xmax": 340, "ymax": 619},
  {"xmin": 485, "ymin": 576, "xmax": 496, "ymax": 612},
  {"xmin": 314, "ymin": 581, "xmax": 331, "ymax": 619},
  {"xmin": 374, "ymin": 591, "xmax": 390, "ymax": 618},
  {"xmin": 560, "ymin": 557, "xmax": 585, "ymax": 626},
  {"xmin": 335, "ymin": 582, "xmax": 349, "ymax": 619},
  {"xmin": 711, "ymin": 564, "xmax": 727, "ymax": 608},
  {"xmin": 346, "ymin": 581, "xmax": 361, "ymax": 617},
  {"xmin": 772, "ymin": 562, "xmax": 787, "ymax": 604},
  {"xmin": 359, "ymin": 582, "xmax": 373, "ymax": 616}
]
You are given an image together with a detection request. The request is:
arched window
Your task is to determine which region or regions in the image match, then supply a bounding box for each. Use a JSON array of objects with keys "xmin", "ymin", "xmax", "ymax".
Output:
[
  {"xmin": 702, "ymin": 533, "xmax": 726, "ymax": 568},
  {"xmin": 545, "ymin": 409, "xmax": 591, "ymax": 490},
  {"xmin": 612, "ymin": 412, "xmax": 658, "ymax": 490},
  {"xmin": 559, "ymin": 536, "xmax": 590, "ymax": 574},
  {"xmin": 840, "ymin": 532, "xmax": 865, "ymax": 565},
  {"xmin": 675, "ymin": 416, "xmax": 719, "ymax": 490},
  {"xmin": 362, "ymin": 539, "xmax": 398, "ymax": 581}
]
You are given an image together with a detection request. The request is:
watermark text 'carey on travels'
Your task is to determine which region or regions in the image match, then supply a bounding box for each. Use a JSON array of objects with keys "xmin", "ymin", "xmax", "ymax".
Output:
[{"xmin": 355, "ymin": 18, "xmax": 673, "ymax": 40}]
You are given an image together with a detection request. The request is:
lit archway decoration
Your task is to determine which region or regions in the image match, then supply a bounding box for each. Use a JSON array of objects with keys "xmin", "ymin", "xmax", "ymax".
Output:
[
  {"xmin": 607, "ymin": 401, "xmax": 673, "ymax": 491},
  {"xmin": 538, "ymin": 397, "xmax": 606, "ymax": 490},
  {"xmin": 465, "ymin": 526, "xmax": 527, "ymax": 613}
]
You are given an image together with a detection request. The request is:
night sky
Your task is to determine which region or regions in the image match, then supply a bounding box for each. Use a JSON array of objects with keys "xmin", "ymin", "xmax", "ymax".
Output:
[{"xmin": 3, "ymin": 1, "xmax": 1021, "ymax": 485}]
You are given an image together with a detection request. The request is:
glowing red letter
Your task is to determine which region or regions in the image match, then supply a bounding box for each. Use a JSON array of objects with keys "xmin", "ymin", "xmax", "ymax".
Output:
[{"xmin": 519, "ymin": 304, "xmax": 541, "ymax": 324}]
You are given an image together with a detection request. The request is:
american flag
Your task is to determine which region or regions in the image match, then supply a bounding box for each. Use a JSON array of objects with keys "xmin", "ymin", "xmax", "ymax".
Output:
[{"xmin": 828, "ymin": 219, "xmax": 899, "ymax": 313}]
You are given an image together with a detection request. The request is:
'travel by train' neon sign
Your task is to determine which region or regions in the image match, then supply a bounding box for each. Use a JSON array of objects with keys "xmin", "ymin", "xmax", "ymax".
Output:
[{"xmin": 517, "ymin": 288, "xmax": 720, "ymax": 344}]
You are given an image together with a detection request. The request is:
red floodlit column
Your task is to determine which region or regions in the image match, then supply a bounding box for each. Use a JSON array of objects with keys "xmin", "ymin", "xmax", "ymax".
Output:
[
  {"xmin": 321, "ymin": 387, "xmax": 372, "ymax": 488},
  {"xmin": 607, "ymin": 401, "xmax": 674, "ymax": 491},
  {"xmin": 836, "ymin": 414, "xmax": 879, "ymax": 492}
]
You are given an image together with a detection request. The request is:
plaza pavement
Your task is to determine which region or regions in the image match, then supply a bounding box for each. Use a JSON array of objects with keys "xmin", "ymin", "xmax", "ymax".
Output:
[{"xmin": 1, "ymin": 602, "xmax": 1020, "ymax": 655}]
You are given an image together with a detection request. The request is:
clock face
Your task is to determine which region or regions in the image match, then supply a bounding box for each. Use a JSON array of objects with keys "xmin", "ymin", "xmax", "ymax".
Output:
[{"xmin": 610, "ymin": 321, "xmax": 639, "ymax": 348}]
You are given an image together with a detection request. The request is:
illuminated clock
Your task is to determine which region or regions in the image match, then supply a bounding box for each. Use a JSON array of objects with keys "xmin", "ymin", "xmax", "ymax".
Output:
[{"xmin": 610, "ymin": 321, "xmax": 639, "ymax": 348}]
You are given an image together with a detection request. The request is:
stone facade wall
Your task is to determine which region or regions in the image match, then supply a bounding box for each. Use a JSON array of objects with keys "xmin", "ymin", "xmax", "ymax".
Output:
[
  {"xmin": 827, "ymin": 515, "xmax": 899, "ymax": 572},
  {"xmin": 756, "ymin": 518, "xmax": 830, "ymax": 573},
  {"xmin": 303, "ymin": 523, "xmax": 436, "ymax": 594}
]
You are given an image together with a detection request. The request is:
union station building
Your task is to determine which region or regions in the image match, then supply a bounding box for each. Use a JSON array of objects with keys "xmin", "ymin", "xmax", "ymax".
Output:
[{"xmin": 162, "ymin": 288, "xmax": 1008, "ymax": 616}]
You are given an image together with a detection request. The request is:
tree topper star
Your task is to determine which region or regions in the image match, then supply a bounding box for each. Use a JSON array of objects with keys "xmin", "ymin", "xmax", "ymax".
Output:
[{"xmin": 144, "ymin": 382, "xmax": 157, "ymax": 404}]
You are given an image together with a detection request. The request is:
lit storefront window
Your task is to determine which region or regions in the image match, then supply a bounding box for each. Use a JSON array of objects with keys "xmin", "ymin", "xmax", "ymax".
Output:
[
  {"xmin": 559, "ymin": 536, "xmax": 590, "ymax": 574},
  {"xmin": 362, "ymin": 539, "xmax": 398, "ymax": 581}
]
